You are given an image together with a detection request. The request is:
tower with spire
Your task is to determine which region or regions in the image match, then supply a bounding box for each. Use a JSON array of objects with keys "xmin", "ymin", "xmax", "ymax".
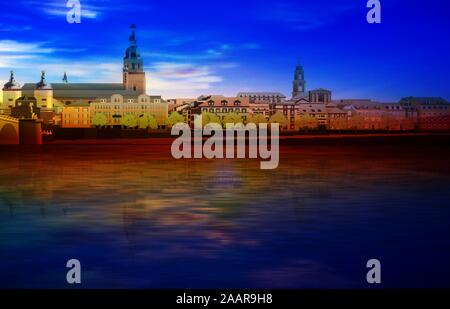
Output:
[
  {"xmin": 123, "ymin": 24, "xmax": 146, "ymax": 94},
  {"xmin": 2, "ymin": 71, "xmax": 22, "ymax": 110},
  {"xmin": 292, "ymin": 63, "xmax": 306, "ymax": 99}
]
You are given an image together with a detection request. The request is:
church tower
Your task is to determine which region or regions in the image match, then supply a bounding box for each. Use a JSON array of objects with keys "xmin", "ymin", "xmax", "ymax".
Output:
[
  {"xmin": 292, "ymin": 64, "xmax": 306, "ymax": 99},
  {"xmin": 123, "ymin": 24, "xmax": 146, "ymax": 95}
]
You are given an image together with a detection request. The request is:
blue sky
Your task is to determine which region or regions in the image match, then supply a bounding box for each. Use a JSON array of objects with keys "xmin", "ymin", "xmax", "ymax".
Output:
[{"xmin": 0, "ymin": 0, "xmax": 449, "ymax": 101}]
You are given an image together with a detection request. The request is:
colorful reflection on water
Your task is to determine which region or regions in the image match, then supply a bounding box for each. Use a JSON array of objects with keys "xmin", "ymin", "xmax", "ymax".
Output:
[{"xmin": 1, "ymin": 141, "xmax": 450, "ymax": 288}]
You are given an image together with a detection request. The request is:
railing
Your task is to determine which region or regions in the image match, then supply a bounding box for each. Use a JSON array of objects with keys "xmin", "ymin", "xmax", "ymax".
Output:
[{"xmin": 0, "ymin": 114, "xmax": 19, "ymax": 123}]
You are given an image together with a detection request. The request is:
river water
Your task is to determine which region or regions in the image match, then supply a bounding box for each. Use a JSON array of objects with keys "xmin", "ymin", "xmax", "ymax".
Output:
[{"xmin": 1, "ymin": 140, "xmax": 449, "ymax": 288}]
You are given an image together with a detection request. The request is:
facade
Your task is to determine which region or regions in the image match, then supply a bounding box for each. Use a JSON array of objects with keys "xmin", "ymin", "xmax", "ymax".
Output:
[
  {"xmin": 248, "ymin": 103, "xmax": 272, "ymax": 121},
  {"xmin": 339, "ymin": 100, "xmax": 416, "ymax": 131},
  {"xmin": 399, "ymin": 97, "xmax": 450, "ymax": 131},
  {"xmin": 91, "ymin": 94, "xmax": 168, "ymax": 128},
  {"xmin": 11, "ymin": 96, "xmax": 40, "ymax": 119},
  {"xmin": 237, "ymin": 92, "xmax": 286, "ymax": 104},
  {"xmin": 62, "ymin": 102, "xmax": 91, "ymax": 128},
  {"xmin": 1, "ymin": 71, "xmax": 22, "ymax": 112},
  {"xmin": 187, "ymin": 95, "xmax": 249, "ymax": 126}
]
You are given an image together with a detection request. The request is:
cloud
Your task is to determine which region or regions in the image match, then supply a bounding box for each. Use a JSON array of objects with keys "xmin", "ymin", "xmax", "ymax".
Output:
[
  {"xmin": 23, "ymin": 0, "xmax": 143, "ymax": 20},
  {"xmin": 0, "ymin": 40, "xmax": 54, "ymax": 54},
  {"xmin": 147, "ymin": 62, "xmax": 224, "ymax": 98}
]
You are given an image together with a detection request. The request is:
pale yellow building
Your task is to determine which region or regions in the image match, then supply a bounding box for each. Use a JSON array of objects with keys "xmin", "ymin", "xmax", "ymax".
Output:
[{"xmin": 91, "ymin": 94, "xmax": 168, "ymax": 128}]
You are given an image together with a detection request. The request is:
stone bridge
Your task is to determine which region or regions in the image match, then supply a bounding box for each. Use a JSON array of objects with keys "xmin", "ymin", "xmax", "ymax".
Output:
[{"xmin": 0, "ymin": 114, "xmax": 19, "ymax": 144}]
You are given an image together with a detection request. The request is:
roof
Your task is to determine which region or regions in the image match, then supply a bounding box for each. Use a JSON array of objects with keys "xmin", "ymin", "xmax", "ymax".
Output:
[
  {"xmin": 237, "ymin": 92, "xmax": 286, "ymax": 97},
  {"xmin": 51, "ymin": 83, "xmax": 126, "ymax": 91},
  {"xmin": 64, "ymin": 101, "xmax": 91, "ymax": 107},
  {"xmin": 54, "ymin": 90, "xmax": 137, "ymax": 99},
  {"xmin": 309, "ymin": 88, "xmax": 331, "ymax": 93},
  {"xmin": 399, "ymin": 97, "xmax": 449, "ymax": 105}
]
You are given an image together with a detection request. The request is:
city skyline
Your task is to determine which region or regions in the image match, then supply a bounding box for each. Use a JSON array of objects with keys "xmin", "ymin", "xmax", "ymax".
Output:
[{"xmin": 0, "ymin": 0, "xmax": 449, "ymax": 101}]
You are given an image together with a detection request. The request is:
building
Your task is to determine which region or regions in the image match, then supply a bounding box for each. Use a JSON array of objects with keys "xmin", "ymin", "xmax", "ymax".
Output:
[
  {"xmin": 1, "ymin": 71, "xmax": 22, "ymax": 112},
  {"xmin": 399, "ymin": 97, "xmax": 450, "ymax": 131},
  {"xmin": 61, "ymin": 102, "xmax": 90, "ymax": 128},
  {"xmin": 339, "ymin": 100, "xmax": 416, "ymax": 131},
  {"xmin": 248, "ymin": 103, "xmax": 272, "ymax": 121},
  {"xmin": 326, "ymin": 102, "xmax": 349, "ymax": 130},
  {"xmin": 91, "ymin": 94, "xmax": 168, "ymax": 128},
  {"xmin": 237, "ymin": 92, "xmax": 286, "ymax": 104},
  {"xmin": 292, "ymin": 64, "xmax": 307, "ymax": 100},
  {"xmin": 2, "ymin": 25, "xmax": 148, "ymax": 115},
  {"xmin": 10, "ymin": 96, "xmax": 40, "ymax": 119},
  {"xmin": 188, "ymin": 95, "xmax": 249, "ymax": 126}
]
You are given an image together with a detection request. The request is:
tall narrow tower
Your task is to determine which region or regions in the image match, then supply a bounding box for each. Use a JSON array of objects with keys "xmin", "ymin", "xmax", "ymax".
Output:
[
  {"xmin": 123, "ymin": 24, "xmax": 146, "ymax": 95},
  {"xmin": 292, "ymin": 64, "xmax": 305, "ymax": 99}
]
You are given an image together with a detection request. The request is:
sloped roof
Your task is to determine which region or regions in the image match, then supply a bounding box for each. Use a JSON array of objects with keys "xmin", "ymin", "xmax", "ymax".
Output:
[
  {"xmin": 51, "ymin": 83, "xmax": 126, "ymax": 91},
  {"xmin": 237, "ymin": 92, "xmax": 286, "ymax": 97}
]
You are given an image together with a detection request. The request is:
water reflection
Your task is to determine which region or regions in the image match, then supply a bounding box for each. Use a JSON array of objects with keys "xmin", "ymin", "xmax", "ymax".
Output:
[{"xmin": 0, "ymin": 143, "xmax": 450, "ymax": 288}]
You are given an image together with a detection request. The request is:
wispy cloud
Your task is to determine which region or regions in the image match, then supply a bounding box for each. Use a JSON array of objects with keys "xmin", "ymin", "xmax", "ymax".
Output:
[
  {"xmin": 24, "ymin": 0, "xmax": 144, "ymax": 20},
  {"xmin": 0, "ymin": 40, "xmax": 54, "ymax": 54},
  {"xmin": 147, "ymin": 62, "xmax": 224, "ymax": 98}
]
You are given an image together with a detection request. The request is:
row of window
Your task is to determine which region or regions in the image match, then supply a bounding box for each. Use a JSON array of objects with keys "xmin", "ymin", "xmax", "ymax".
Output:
[
  {"xmin": 102, "ymin": 98, "xmax": 161, "ymax": 104},
  {"xmin": 64, "ymin": 114, "xmax": 89, "ymax": 118},
  {"xmin": 421, "ymin": 106, "xmax": 449, "ymax": 110},
  {"xmin": 207, "ymin": 100, "xmax": 242, "ymax": 107},
  {"xmin": 202, "ymin": 108, "xmax": 247, "ymax": 113},
  {"xmin": 64, "ymin": 119, "xmax": 89, "ymax": 125}
]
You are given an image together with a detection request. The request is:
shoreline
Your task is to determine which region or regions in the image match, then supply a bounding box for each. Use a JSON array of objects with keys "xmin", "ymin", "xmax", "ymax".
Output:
[{"xmin": 36, "ymin": 132, "xmax": 450, "ymax": 146}]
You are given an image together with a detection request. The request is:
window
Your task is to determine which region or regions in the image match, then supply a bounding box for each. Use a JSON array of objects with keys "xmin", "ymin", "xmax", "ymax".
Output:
[{"xmin": 234, "ymin": 100, "xmax": 241, "ymax": 106}]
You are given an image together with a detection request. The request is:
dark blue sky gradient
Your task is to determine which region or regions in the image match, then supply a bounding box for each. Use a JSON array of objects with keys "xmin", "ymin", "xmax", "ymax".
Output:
[{"xmin": 0, "ymin": 0, "xmax": 448, "ymax": 100}]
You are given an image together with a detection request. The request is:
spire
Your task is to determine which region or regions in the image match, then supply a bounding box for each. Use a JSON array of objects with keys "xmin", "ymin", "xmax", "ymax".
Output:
[
  {"xmin": 292, "ymin": 62, "xmax": 306, "ymax": 99},
  {"xmin": 36, "ymin": 70, "xmax": 51, "ymax": 89},
  {"xmin": 123, "ymin": 24, "xmax": 143, "ymax": 73},
  {"xmin": 62, "ymin": 71, "xmax": 68, "ymax": 83},
  {"xmin": 129, "ymin": 24, "xmax": 136, "ymax": 45},
  {"xmin": 3, "ymin": 70, "xmax": 20, "ymax": 90},
  {"xmin": 9, "ymin": 70, "xmax": 14, "ymax": 83}
]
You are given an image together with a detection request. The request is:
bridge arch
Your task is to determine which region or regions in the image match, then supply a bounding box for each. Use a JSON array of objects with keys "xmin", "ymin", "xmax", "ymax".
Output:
[{"xmin": 0, "ymin": 115, "xmax": 19, "ymax": 144}]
